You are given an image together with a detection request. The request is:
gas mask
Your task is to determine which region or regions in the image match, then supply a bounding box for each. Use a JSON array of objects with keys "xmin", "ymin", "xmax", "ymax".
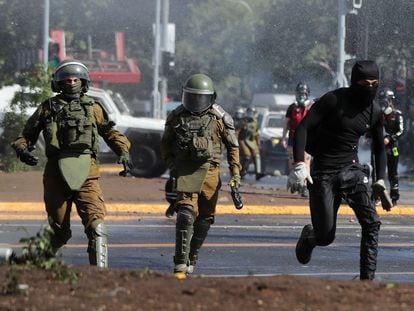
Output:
[
  {"xmin": 383, "ymin": 106, "xmax": 392, "ymax": 115},
  {"xmin": 297, "ymin": 94, "xmax": 307, "ymax": 106}
]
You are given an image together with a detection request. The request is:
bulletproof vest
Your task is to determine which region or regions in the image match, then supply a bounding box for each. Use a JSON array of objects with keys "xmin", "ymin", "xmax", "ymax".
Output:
[
  {"xmin": 43, "ymin": 96, "xmax": 99, "ymax": 157},
  {"xmin": 239, "ymin": 118, "xmax": 257, "ymax": 141},
  {"xmin": 173, "ymin": 110, "xmax": 221, "ymax": 163}
]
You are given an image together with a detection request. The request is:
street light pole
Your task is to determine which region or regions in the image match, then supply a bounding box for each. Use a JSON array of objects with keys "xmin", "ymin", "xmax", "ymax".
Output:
[
  {"xmin": 334, "ymin": 0, "xmax": 348, "ymax": 88},
  {"xmin": 43, "ymin": 0, "xmax": 50, "ymax": 71},
  {"xmin": 160, "ymin": 0, "xmax": 169, "ymax": 120},
  {"xmin": 152, "ymin": 0, "xmax": 161, "ymax": 119}
]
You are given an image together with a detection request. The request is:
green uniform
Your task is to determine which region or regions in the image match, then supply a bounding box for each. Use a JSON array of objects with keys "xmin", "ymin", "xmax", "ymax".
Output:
[
  {"xmin": 238, "ymin": 117, "xmax": 260, "ymax": 157},
  {"xmin": 12, "ymin": 94, "xmax": 130, "ymax": 265},
  {"xmin": 237, "ymin": 116, "xmax": 263, "ymax": 178},
  {"xmin": 161, "ymin": 103, "xmax": 240, "ymax": 273}
]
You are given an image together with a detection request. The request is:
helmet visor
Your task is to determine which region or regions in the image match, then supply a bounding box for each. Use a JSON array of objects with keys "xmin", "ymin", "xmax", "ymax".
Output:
[
  {"xmin": 182, "ymin": 92, "xmax": 213, "ymax": 113},
  {"xmin": 54, "ymin": 63, "xmax": 90, "ymax": 82}
]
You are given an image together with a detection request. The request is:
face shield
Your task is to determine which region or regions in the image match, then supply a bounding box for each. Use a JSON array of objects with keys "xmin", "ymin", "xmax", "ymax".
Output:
[{"xmin": 182, "ymin": 92, "xmax": 214, "ymax": 114}]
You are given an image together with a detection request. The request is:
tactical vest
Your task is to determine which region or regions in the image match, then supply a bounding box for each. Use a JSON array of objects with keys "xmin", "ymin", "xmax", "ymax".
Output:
[
  {"xmin": 173, "ymin": 110, "xmax": 222, "ymax": 163},
  {"xmin": 43, "ymin": 96, "xmax": 99, "ymax": 157}
]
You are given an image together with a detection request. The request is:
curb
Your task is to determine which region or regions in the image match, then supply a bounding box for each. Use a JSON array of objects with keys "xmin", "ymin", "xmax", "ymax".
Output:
[{"xmin": 1, "ymin": 202, "xmax": 414, "ymax": 216}]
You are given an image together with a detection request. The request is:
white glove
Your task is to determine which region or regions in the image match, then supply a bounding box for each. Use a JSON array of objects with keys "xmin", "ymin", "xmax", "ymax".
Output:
[
  {"xmin": 287, "ymin": 162, "xmax": 313, "ymax": 194},
  {"xmin": 372, "ymin": 179, "xmax": 393, "ymax": 211}
]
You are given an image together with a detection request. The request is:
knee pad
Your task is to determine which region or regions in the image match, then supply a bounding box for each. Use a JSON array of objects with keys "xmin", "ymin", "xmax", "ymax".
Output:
[
  {"xmin": 86, "ymin": 221, "xmax": 108, "ymax": 240},
  {"xmin": 176, "ymin": 206, "xmax": 195, "ymax": 229}
]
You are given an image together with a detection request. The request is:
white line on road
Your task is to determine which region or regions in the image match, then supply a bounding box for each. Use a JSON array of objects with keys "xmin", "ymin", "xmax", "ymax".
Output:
[
  {"xmin": 1, "ymin": 223, "xmax": 414, "ymax": 231},
  {"xmin": 202, "ymin": 272, "xmax": 414, "ymax": 278}
]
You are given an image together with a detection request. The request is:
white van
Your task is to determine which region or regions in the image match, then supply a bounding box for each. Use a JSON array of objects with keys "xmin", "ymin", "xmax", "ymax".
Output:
[{"xmin": 251, "ymin": 93, "xmax": 295, "ymax": 112}]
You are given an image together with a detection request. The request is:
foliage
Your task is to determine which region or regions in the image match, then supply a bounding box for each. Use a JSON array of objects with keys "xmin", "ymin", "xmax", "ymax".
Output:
[
  {"xmin": 14, "ymin": 226, "xmax": 78, "ymax": 283},
  {"xmin": 0, "ymin": 63, "xmax": 51, "ymax": 172}
]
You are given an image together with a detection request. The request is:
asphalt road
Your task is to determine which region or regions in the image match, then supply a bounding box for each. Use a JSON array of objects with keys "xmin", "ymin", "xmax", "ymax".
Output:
[{"xmin": 1, "ymin": 213, "xmax": 414, "ymax": 283}]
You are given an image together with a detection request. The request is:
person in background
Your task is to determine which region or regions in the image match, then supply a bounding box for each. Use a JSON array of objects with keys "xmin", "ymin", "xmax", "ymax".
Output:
[
  {"xmin": 12, "ymin": 60, "xmax": 132, "ymax": 267},
  {"xmin": 378, "ymin": 88, "xmax": 404, "ymax": 205},
  {"xmin": 282, "ymin": 82, "xmax": 313, "ymax": 196},
  {"xmin": 238, "ymin": 107, "xmax": 265, "ymax": 180},
  {"xmin": 288, "ymin": 60, "xmax": 393, "ymax": 281},
  {"xmin": 161, "ymin": 73, "xmax": 241, "ymax": 277}
]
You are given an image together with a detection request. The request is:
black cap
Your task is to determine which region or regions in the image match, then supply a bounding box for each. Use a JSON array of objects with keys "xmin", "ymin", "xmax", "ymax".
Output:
[{"xmin": 350, "ymin": 60, "xmax": 379, "ymax": 85}]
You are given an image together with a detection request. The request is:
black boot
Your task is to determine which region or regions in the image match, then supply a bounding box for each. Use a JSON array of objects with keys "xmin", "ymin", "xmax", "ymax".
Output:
[
  {"xmin": 296, "ymin": 224, "xmax": 316, "ymax": 264},
  {"xmin": 188, "ymin": 217, "xmax": 212, "ymax": 274},
  {"xmin": 390, "ymin": 188, "xmax": 399, "ymax": 206}
]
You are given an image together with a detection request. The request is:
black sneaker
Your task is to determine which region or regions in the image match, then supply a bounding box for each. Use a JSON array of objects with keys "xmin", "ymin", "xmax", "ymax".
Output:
[
  {"xmin": 255, "ymin": 173, "xmax": 266, "ymax": 181},
  {"xmin": 296, "ymin": 224, "xmax": 315, "ymax": 264},
  {"xmin": 360, "ymin": 270, "xmax": 375, "ymax": 281}
]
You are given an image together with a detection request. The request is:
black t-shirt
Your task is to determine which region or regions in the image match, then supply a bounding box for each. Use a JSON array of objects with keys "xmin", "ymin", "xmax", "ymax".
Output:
[{"xmin": 294, "ymin": 87, "xmax": 386, "ymax": 179}]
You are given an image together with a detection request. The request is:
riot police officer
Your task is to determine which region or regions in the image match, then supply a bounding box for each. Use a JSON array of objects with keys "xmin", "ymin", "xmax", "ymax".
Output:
[
  {"xmin": 161, "ymin": 73, "xmax": 241, "ymax": 276},
  {"xmin": 238, "ymin": 107, "xmax": 265, "ymax": 180},
  {"xmin": 379, "ymin": 88, "xmax": 404, "ymax": 205},
  {"xmin": 12, "ymin": 60, "xmax": 132, "ymax": 267}
]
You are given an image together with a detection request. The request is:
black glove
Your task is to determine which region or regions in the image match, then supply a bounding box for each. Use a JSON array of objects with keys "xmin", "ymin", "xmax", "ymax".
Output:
[
  {"xmin": 17, "ymin": 149, "xmax": 39, "ymax": 166},
  {"xmin": 372, "ymin": 179, "xmax": 393, "ymax": 211},
  {"xmin": 117, "ymin": 153, "xmax": 133, "ymax": 170}
]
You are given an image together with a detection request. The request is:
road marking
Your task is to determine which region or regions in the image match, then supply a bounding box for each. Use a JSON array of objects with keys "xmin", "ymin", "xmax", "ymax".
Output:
[
  {"xmin": 2, "ymin": 202, "xmax": 414, "ymax": 215},
  {"xmin": 202, "ymin": 272, "xmax": 414, "ymax": 278},
  {"xmin": 2, "ymin": 242, "xmax": 414, "ymax": 248},
  {"xmin": 2, "ymin": 223, "xmax": 414, "ymax": 231}
]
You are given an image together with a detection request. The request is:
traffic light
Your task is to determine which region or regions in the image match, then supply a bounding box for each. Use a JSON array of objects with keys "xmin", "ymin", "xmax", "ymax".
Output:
[
  {"xmin": 162, "ymin": 51, "xmax": 175, "ymax": 77},
  {"xmin": 345, "ymin": 12, "xmax": 359, "ymax": 55}
]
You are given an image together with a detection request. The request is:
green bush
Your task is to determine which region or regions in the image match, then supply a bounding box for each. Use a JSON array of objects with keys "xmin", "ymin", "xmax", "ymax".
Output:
[{"xmin": 0, "ymin": 63, "xmax": 52, "ymax": 172}]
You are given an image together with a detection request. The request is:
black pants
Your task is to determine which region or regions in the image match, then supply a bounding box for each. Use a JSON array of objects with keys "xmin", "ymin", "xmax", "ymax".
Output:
[
  {"xmin": 386, "ymin": 147, "xmax": 399, "ymax": 201},
  {"xmin": 308, "ymin": 164, "xmax": 381, "ymax": 273}
]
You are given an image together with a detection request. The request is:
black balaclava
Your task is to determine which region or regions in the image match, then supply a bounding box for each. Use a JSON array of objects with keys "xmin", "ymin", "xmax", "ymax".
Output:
[
  {"xmin": 349, "ymin": 60, "xmax": 379, "ymax": 107},
  {"xmin": 60, "ymin": 80, "xmax": 82, "ymax": 100}
]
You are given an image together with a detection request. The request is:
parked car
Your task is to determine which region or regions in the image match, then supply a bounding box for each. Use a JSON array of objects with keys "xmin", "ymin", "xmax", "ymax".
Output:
[
  {"xmin": 0, "ymin": 85, "xmax": 167, "ymax": 177},
  {"xmin": 257, "ymin": 109, "xmax": 289, "ymax": 175}
]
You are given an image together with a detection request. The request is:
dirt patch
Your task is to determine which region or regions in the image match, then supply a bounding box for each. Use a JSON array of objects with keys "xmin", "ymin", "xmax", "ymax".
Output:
[
  {"xmin": 0, "ymin": 265, "xmax": 413, "ymax": 311},
  {"xmin": 1, "ymin": 170, "xmax": 413, "ymax": 310}
]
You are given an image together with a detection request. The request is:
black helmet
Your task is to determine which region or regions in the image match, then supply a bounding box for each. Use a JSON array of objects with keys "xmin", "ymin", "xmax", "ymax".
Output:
[
  {"xmin": 245, "ymin": 107, "xmax": 256, "ymax": 119},
  {"xmin": 378, "ymin": 88, "xmax": 395, "ymax": 100},
  {"xmin": 234, "ymin": 107, "xmax": 245, "ymax": 119},
  {"xmin": 378, "ymin": 88, "xmax": 395, "ymax": 115},
  {"xmin": 182, "ymin": 74, "xmax": 215, "ymax": 114},
  {"xmin": 51, "ymin": 59, "xmax": 90, "ymax": 93},
  {"xmin": 295, "ymin": 82, "xmax": 310, "ymax": 105}
]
